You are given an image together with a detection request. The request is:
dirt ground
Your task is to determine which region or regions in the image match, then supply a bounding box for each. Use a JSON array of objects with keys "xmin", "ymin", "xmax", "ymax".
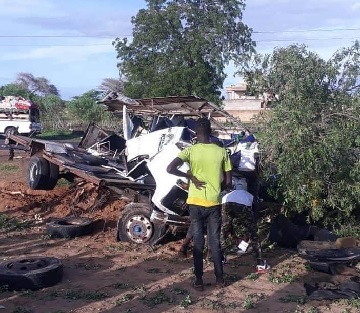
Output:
[{"xmin": 0, "ymin": 150, "xmax": 359, "ymax": 313}]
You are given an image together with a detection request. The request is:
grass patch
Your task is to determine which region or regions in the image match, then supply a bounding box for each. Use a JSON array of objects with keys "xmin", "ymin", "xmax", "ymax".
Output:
[
  {"xmin": 115, "ymin": 293, "xmax": 135, "ymax": 306},
  {"xmin": 56, "ymin": 178, "xmax": 72, "ymax": 186},
  {"xmin": 74, "ymin": 262, "xmax": 102, "ymax": 270},
  {"xmin": 0, "ymin": 214, "xmax": 33, "ymax": 231},
  {"xmin": 242, "ymin": 293, "xmax": 266, "ymax": 310},
  {"xmin": 63, "ymin": 289, "xmax": 108, "ymax": 300},
  {"xmin": 343, "ymin": 297, "xmax": 360, "ymax": 309},
  {"xmin": 145, "ymin": 268, "xmax": 170, "ymax": 274},
  {"xmin": 13, "ymin": 307, "xmax": 33, "ymax": 313},
  {"xmin": 201, "ymin": 298, "xmax": 239, "ymax": 310},
  {"xmin": 268, "ymin": 265, "xmax": 298, "ymax": 284},
  {"xmin": 171, "ymin": 287, "xmax": 189, "ymax": 295},
  {"xmin": 269, "ymin": 271, "xmax": 297, "ymax": 284},
  {"xmin": 279, "ymin": 294, "xmax": 306, "ymax": 304},
  {"xmin": 19, "ymin": 289, "xmax": 35, "ymax": 297},
  {"xmin": 142, "ymin": 290, "xmax": 173, "ymax": 308},
  {"xmin": 36, "ymin": 130, "xmax": 83, "ymax": 141},
  {"xmin": 246, "ymin": 272, "xmax": 260, "ymax": 281},
  {"xmin": 113, "ymin": 283, "xmax": 132, "ymax": 290},
  {"xmin": 179, "ymin": 294, "xmax": 192, "ymax": 308},
  {"xmin": 0, "ymin": 164, "xmax": 19, "ymax": 173}
]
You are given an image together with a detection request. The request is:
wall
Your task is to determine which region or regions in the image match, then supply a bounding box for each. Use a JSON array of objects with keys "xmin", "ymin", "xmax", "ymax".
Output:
[{"xmin": 223, "ymin": 98, "xmax": 264, "ymax": 122}]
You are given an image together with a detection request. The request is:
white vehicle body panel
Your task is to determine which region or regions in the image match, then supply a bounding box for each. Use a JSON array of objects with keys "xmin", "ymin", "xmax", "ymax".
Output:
[
  {"xmin": 126, "ymin": 126, "xmax": 186, "ymax": 161},
  {"xmin": 147, "ymin": 143, "xmax": 189, "ymax": 214}
]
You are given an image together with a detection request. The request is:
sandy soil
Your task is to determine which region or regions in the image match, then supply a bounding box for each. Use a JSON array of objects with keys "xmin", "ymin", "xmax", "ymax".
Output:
[{"xmin": 0, "ymin": 150, "xmax": 358, "ymax": 313}]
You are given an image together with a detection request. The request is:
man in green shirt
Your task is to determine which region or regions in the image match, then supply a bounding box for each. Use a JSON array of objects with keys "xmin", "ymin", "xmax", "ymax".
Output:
[{"xmin": 167, "ymin": 118, "xmax": 232, "ymax": 290}]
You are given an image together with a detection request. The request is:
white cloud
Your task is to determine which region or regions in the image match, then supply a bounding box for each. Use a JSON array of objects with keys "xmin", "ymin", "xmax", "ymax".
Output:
[
  {"xmin": 351, "ymin": 2, "xmax": 360, "ymax": 10},
  {"xmin": 0, "ymin": 40, "xmax": 115, "ymax": 64},
  {"xmin": 0, "ymin": 0, "xmax": 62, "ymax": 18},
  {"xmin": 247, "ymin": 0, "xmax": 290, "ymax": 6}
]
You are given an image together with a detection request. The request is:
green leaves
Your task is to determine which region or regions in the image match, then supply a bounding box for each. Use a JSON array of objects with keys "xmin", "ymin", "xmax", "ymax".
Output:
[
  {"xmin": 114, "ymin": 0, "xmax": 254, "ymax": 104},
  {"xmin": 66, "ymin": 90, "xmax": 110, "ymax": 124},
  {"xmin": 248, "ymin": 44, "xmax": 360, "ymax": 226}
]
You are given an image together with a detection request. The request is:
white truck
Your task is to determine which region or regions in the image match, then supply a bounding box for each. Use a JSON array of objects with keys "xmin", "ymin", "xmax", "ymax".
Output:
[{"xmin": 0, "ymin": 96, "xmax": 42, "ymax": 136}]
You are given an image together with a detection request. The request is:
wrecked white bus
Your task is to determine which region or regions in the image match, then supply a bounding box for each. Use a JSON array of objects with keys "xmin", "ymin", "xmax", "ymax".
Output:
[{"xmin": 7, "ymin": 95, "xmax": 259, "ymax": 246}]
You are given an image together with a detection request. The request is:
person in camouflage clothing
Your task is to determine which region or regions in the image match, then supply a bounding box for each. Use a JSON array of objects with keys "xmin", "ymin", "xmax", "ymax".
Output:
[{"xmin": 221, "ymin": 202, "xmax": 263, "ymax": 265}]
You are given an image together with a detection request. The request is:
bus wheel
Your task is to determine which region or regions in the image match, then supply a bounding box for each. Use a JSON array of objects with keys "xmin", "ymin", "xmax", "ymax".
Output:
[
  {"xmin": 27, "ymin": 155, "xmax": 50, "ymax": 190},
  {"xmin": 117, "ymin": 203, "xmax": 167, "ymax": 246},
  {"xmin": 46, "ymin": 163, "xmax": 59, "ymax": 190}
]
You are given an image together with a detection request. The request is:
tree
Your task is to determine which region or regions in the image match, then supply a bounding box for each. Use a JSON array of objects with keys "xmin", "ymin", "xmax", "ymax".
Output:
[
  {"xmin": 113, "ymin": 0, "xmax": 254, "ymax": 104},
  {"xmin": 242, "ymin": 43, "xmax": 360, "ymax": 232},
  {"xmin": 98, "ymin": 78, "xmax": 124, "ymax": 94},
  {"xmin": 15, "ymin": 72, "xmax": 59, "ymax": 96},
  {"xmin": 33, "ymin": 94, "xmax": 67, "ymax": 129},
  {"xmin": 66, "ymin": 90, "xmax": 112, "ymax": 124},
  {"xmin": 0, "ymin": 83, "xmax": 31, "ymax": 98}
]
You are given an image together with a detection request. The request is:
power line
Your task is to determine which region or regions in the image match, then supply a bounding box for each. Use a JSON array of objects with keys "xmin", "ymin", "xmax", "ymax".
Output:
[
  {"xmin": 0, "ymin": 37, "xmax": 358, "ymax": 47},
  {"xmin": 0, "ymin": 27, "xmax": 359, "ymax": 38},
  {"xmin": 0, "ymin": 44, "xmax": 111, "ymax": 47},
  {"xmin": 256, "ymin": 37, "xmax": 359, "ymax": 43},
  {"xmin": 0, "ymin": 35, "xmax": 129, "ymax": 38},
  {"xmin": 253, "ymin": 27, "xmax": 360, "ymax": 34}
]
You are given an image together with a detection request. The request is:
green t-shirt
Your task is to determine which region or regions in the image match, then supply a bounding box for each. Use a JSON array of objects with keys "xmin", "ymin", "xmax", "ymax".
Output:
[{"xmin": 178, "ymin": 143, "xmax": 232, "ymax": 207}]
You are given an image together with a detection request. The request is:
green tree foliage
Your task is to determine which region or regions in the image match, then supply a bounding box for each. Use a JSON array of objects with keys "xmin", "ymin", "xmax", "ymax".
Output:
[
  {"xmin": 66, "ymin": 90, "xmax": 112, "ymax": 124},
  {"xmin": 33, "ymin": 94, "xmax": 67, "ymax": 129},
  {"xmin": 113, "ymin": 0, "xmax": 254, "ymax": 104},
  {"xmin": 243, "ymin": 43, "xmax": 360, "ymax": 229},
  {"xmin": 0, "ymin": 83, "xmax": 31, "ymax": 98}
]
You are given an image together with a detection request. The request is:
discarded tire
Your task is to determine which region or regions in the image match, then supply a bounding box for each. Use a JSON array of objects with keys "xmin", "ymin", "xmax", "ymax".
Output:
[
  {"xmin": 117, "ymin": 203, "xmax": 166, "ymax": 245},
  {"xmin": 46, "ymin": 217, "xmax": 94, "ymax": 238},
  {"xmin": 0, "ymin": 256, "xmax": 63, "ymax": 291}
]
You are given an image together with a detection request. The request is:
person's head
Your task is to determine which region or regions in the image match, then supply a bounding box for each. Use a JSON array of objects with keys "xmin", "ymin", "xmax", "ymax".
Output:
[{"xmin": 195, "ymin": 118, "xmax": 211, "ymax": 137}]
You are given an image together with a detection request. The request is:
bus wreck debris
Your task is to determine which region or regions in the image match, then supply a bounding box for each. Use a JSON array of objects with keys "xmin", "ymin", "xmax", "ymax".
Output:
[{"xmin": 7, "ymin": 95, "xmax": 260, "ymax": 246}]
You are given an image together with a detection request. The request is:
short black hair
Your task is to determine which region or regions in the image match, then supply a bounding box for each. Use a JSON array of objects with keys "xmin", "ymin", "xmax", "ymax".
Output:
[{"xmin": 195, "ymin": 118, "xmax": 211, "ymax": 135}]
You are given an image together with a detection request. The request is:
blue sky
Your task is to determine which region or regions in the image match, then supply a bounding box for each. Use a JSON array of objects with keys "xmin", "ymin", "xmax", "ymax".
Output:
[{"xmin": 0, "ymin": 0, "xmax": 359, "ymax": 99}]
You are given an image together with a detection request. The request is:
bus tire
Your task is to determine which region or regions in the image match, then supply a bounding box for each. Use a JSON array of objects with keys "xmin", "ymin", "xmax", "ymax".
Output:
[
  {"xmin": 46, "ymin": 217, "xmax": 94, "ymax": 238},
  {"xmin": 46, "ymin": 162, "xmax": 59, "ymax": 190},
  {"xmin": 27, "ymin": 155, "xmax": 50, "ymax": 190},
  {"xmin": 0, "ymin": 256, "xmax": 63, "ymax": 291},
  {"xmin": 117, "ymin": 203, "xmax": 167, "ymax": 246}
]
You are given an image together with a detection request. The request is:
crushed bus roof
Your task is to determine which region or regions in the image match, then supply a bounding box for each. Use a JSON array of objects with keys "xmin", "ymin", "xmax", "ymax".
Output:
[{"xmin": 98, "ymin": 92, "xmax": 247, "ymax": 130}]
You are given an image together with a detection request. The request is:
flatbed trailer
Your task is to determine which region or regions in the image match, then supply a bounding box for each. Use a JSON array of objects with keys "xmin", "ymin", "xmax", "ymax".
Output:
[{"xmin": 8, "ymin": 133, "xmax": 156, "ymax": 201}]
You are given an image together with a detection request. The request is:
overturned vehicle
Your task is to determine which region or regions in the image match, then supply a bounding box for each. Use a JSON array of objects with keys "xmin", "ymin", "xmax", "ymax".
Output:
[{"xmin": 8, "ymin": 95, "xmax": 260, "ymax": 245}]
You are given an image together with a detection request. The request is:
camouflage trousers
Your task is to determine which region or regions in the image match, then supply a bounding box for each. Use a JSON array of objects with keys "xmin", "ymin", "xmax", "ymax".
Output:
[{"xmin": 221, "ymin": 203, "xmax": 262, "ymax": 260}]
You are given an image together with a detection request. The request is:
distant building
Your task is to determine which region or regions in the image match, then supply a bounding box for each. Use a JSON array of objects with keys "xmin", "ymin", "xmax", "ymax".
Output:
[{"xmin": 223, "ymin": 83, "xmax": 265, "ymax": 122}]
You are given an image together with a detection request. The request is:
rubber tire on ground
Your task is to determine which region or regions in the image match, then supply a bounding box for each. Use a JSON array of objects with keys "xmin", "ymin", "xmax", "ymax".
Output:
[
  {"xmin": 46, "ymin": 217, "xmax": 94, "ymax": 238},
  {"xmin": 117, "ymin": 203, "xmax": 166, "ymax": 245},
  {"xmin": 0, "ymin": 256, "xmax": 63, "ymax": 291},
  {"xmin": 27, "ymin": 155, "xmax": 50, "ymax": 190}
]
